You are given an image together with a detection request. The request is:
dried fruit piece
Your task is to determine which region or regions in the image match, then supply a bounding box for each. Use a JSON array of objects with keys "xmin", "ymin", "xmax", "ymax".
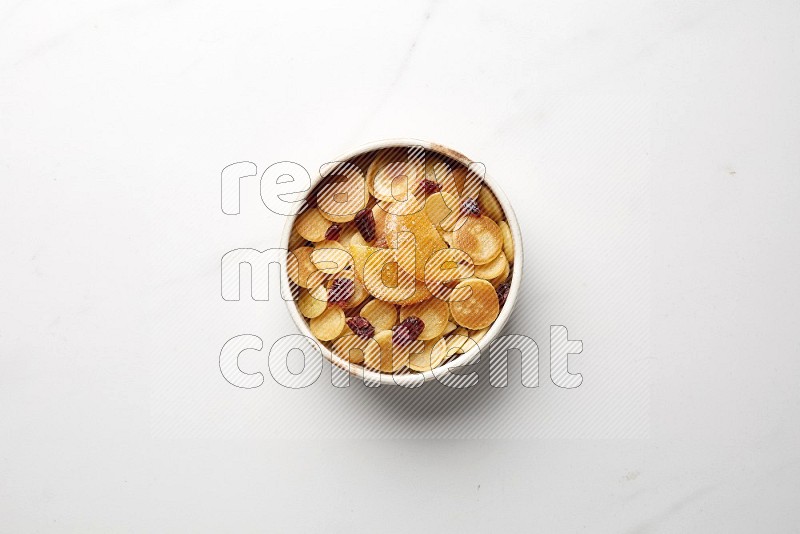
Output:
[
  {"xmin": 328, "ymin": 277, "xmax": 355, "ymax": 305},
  {"xmin": 309, "ymin": 306, "xmax": 345, "ymax": 341},
  {"xmin": 345, "ymin": 316, "xmax": 375, "ymax": 340},
  {"xmin": 354, "ymin": 208, "xmax": 376, "ymax": 242},
  {"xmin": 327, "ymin": 270, "xmax": 368, "ymax": 309},
  {"xmin": 392, "ymin": 316, "xmax": 425, "ymax": 347},
  {"xmin": 350, "ymin": 243, "xmax": 432, "ymax": 305},
  {"xmin": 461, "ymin": 198, "xmax": 481, "ymax": 217},
  {"xmin": 449, "ymin": 278, "xmax": 499, "ymax": 330},
  {"xmin": 496, "ymin": 282, "xmax": 510, "ymax": 308},
  {"xmin": 359, "ymin": 299, "xmax": 398, "ymax": 332},
  {"xmin": 384, "ymin": 209, "xmax": 447, "ymax": 280},
  {"xmin": 399, "ymin": 298, "xmax": 449, "ymax": 340},
  {"xmin": 419, "ymin": 179, "xmax": 441, "ymax": 194},
  {"xmin": 324, "ymin": 223, "xmax": 342, "ymax": 241}
]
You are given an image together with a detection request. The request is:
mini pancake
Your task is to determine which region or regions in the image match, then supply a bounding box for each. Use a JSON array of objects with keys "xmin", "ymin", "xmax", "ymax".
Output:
[
  {"xmin": 452, "ymin": 216, "xmax": 503, "ymax": 266},
  {"xmin": 378, "ymin": 188, "xmax": 426, "ymax": 217},
  {"xmin": 338, "ymin": 222, "xmax": 359, "ymax": 247},
  {"xmin": 344, "ymin": 296, "xmax": 370, "ymax": 317},
  {"xmin": 287, "ymin": 247, "xmax": 326, "ymax": 288},
  {"xmin": 424, "ymin": 191, "xmax": 459, "ymax": 231},
  {"xmin": 311, "ymin": 240, "xmax": 352, "ymax": 275},
  {"xmin": 309, "ymin": 305, "xmax": 345, "ymax": 341},
  {"xmin": 399, "ymin": 298, "xmax": 449, "ymax": 340},
  {"xmin": 473, "ymin": 251, "xmax": 507, "ymax": 280},
  {"xmin": 438, "ymin": 211, "xmax": 468, "ymax": 233},
  {"xmin": 490, "ymin": 260, "xmax": 511, "ymax": 288},
  {"xmin": 371, "ymin": 204, "xmax": 388, "ymax": 241},
  {"xmin": 349, "ymin": 243, "xmax": 382, "ymax": 283},
  {"xmin": 367, "ymin": 148, "xmax": 426, "ymax": 203},
  {"xmin": 298, "ymin": 285, "xmax": 327, "ymax": 318},
  {"xmin": 365, "ymin": 330, "xmax": 417, "ymax": 373},
  {"xmin": 499, "ymin": 220, "xmax": 514, "ymax": 262},
  {"xmin": 439, "ymin": 163, "xmax": 483, "ymax": 205},
  {"xmin": 331, "ymin": 334, "xmax": 379, "ymax": 365},
  {"xmin": 288, "ymin": 229, "xmax": 305, "ymax": 250},
  {"xmin": 478, "ymin": 186, "xmax": 504, "ymax": 223},
  {"xmin": 359, "ymin": 299, "xmax": 398, "ymax": 332},
  {"xmin": 441, "ymin": 231, "xmax": 455, "ymax": 246},
  {"xmin": 449, "ymin": 278, "xmax": 500, "ymax": 330},
  {"xmin": 349, "ymin": 231, "xmax": 369, "ymax": 248},
  {"xmin": 469, "ymin": 326, "xmax": 490, "ymax": 344},
  {"xmin": 444, "ymin": 328, "xmax": 469, "ymax": 356},
  {"xmin": 408, "ymin": 337, "xmax": 448, "ymax": 372},
  {"xmin": 315, "ymin": 166, "xmax": 369, "ymax": 223},
  {"xmin": 449, "ymin": 335, "xmax": 480, "ymax": 361},
  {"xmin": 424, "ymin": 248, "xmax": 474, "ymax": 299},
  {"xmin": 424, "ymin": 155, "xmax": 453, "ymax": 186},
  {"xmin": 295, "ymin": 208, "xmax": 330, "ymax": 242},
  {"xmin": 439, "ymin": 164, "xmax": 469, "ymax": 198}
]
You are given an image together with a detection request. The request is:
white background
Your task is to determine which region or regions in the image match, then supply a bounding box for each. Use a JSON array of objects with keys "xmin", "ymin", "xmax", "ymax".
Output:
[{"xmin": 2, "ymin": 0, "xmax": 800, "ymax": 531}]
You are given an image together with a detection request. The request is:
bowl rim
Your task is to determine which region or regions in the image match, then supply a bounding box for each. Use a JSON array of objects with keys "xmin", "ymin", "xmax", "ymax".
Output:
[{"xmin": 280, "ymin": 138, "xmax": 524, "ymax": 387}]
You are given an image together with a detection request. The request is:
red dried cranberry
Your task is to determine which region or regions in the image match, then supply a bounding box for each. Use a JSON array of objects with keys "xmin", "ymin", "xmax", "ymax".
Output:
[
  {"xmin": 345, "ymin": 317, "xmax": 375, "ymax": 340},
  {"xmin": 324, "ymin": 223, "xmax": 341, "ymax": 241},
  {"xmin": 354, "ymin": 208, "xmax": 376, "ymax": 242},
  {"xmin": 461, "ymin": 198, "xmax": 481, "ymax": 217},
  {"xmin": 496, "ymin": 282, "xmax": 510, "ymax": 308},
  {"xmin": 392, "ymin": 316, "xmax": 425, "ymax": 347},
  {"xmin": 328, "ymin": 277, "xmax": 354, "ymax": 305},
  {"xmin": 419, "ymin": 179, "xmax": 441, "ymax": 194}
]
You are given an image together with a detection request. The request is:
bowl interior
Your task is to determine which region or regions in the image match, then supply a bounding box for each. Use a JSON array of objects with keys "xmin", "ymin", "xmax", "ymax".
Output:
[{"xmin": 281, "ymin": 139, "xmax": 523, "ymax": 386}]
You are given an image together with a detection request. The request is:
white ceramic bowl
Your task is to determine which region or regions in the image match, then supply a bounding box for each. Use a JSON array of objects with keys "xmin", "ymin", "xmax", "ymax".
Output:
[{"xmin": 281, "ymin": 138, "xmax": 523, "ymax": 387}]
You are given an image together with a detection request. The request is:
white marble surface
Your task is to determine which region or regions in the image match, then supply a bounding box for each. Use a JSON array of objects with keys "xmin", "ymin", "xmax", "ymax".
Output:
[{"xmin": 2, "ymin": 0, "xmax": 800, "ymax": 531}]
